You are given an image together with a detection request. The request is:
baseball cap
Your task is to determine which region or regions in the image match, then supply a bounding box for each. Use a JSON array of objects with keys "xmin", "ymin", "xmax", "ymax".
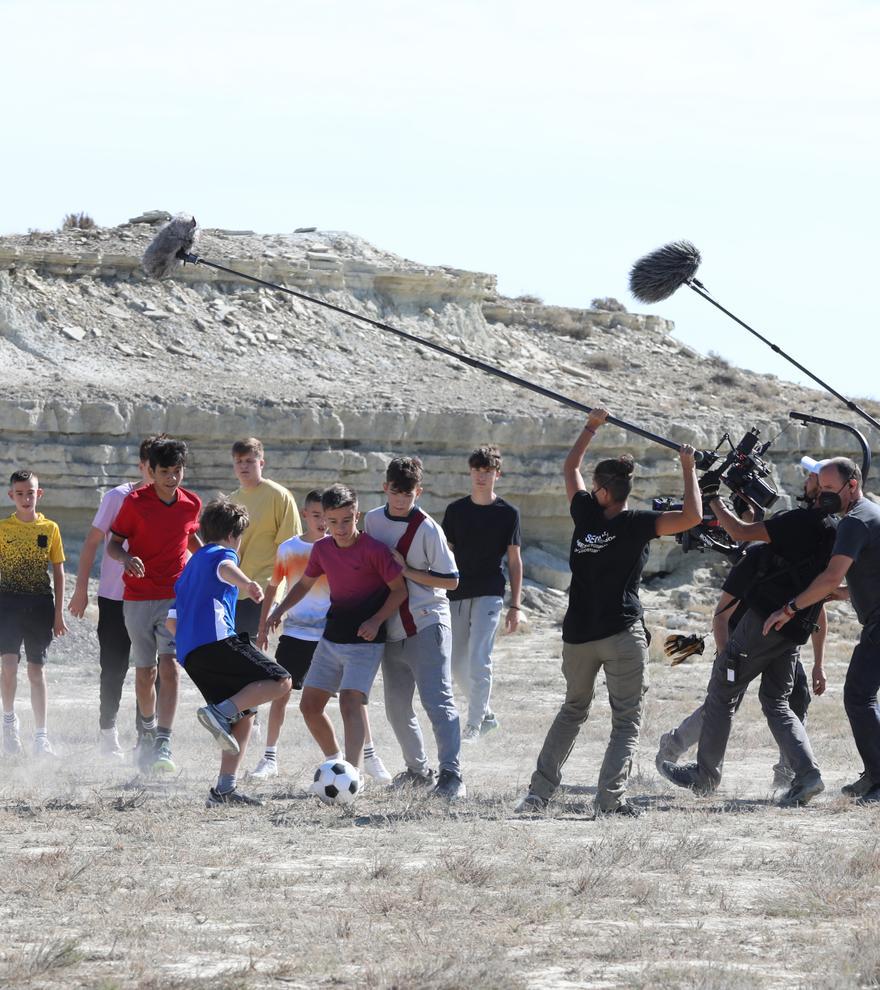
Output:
[{"xmin": 800, "ymin": 456, "xmax": 830, "ymax": 475}]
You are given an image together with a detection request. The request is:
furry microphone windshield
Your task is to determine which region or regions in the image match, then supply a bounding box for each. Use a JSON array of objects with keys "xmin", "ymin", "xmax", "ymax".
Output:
[
  {"xmin": 628, "ymin": 240, "xmax": 702, "ymax": 304},
  {"xmin": 142, "ymin": 214, "xmax": 198, "ymax": 278}
]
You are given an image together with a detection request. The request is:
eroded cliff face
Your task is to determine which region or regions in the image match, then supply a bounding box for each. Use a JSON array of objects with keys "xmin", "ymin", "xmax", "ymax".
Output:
[{"xmin": 0, "ymin": 218, "xmax": 875, "ymax": 574}]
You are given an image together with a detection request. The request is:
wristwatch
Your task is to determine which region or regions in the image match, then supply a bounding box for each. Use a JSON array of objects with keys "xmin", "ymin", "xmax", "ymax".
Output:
[{"xmin": 783, "ymin": 599, "xmax": 798, "ymax": 617}]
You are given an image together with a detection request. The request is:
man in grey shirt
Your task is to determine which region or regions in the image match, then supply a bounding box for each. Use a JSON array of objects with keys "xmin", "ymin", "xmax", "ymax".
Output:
[{"xmin": 764, "ymin": 457, "xmax": 880, "ymax": 801}]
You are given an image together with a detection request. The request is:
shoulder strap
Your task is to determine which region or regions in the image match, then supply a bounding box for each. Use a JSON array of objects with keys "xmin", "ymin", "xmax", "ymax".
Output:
[{"xmin": 395, "ymin": 509, "xmax": 427, "ymax": 638}]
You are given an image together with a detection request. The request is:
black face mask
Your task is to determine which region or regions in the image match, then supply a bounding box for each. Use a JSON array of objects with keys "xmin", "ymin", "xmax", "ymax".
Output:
[{"xmin": 816, "ymin": 479, "xmax": 853, "ymax": 515}]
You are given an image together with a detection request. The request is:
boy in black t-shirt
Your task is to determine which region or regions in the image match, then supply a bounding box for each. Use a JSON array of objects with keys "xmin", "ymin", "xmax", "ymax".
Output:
[{"xmin": 442, "ymin": 445, "xmax": 522, "ymax": 740}]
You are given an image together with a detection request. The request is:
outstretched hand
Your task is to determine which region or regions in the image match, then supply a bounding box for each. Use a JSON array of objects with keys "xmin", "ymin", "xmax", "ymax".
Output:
[{"xmin": 678, "ymin": 444, "xmax": 696, "ymax": 471}]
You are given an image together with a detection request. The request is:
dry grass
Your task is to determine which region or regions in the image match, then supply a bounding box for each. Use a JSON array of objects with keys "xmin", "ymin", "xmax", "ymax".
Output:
[{"xmin": 0, "ymin": 589, "xmax": 876, "ymax": 989}]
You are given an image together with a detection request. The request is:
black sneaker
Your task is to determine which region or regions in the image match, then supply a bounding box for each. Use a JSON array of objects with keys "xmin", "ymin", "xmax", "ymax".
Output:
[
  {"xmin": 856, "ymin": 784, "xmax": 880, "ymax": 806},
  {"xmin": 431, "ymin": 769, "xmax": 466, "ymax": 800},
  {"xmin": 660, "ymin": 761, "xmax": 709, "ymax": 795},
  {"xmin": 391, "ymin": 767, "xmax": 436, "ymax": 789},
  {"xmin": 206, "ymin": 787, "xmax": 264, "ymax": 808},
  {"xmin": 514, "ymin": 791, "xmax": 548, "ymax": 814},
  {"xmin": 778, "ymin": 771, "xmax": 824, "ymax": 808},
  {"xmin": 598, "ymin": 800, "xmax": 643, "ymax": 818},
  {"xmin": 842, "ymin": 771, "xmax": 874, "ymax": 798}
]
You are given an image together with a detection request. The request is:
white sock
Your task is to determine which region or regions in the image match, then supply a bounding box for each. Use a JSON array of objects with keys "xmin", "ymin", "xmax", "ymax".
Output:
[
  {"xmin": 34, "ymin": 727, "xmax": 48, "ymax": 738},
  {"xmin": 3, "ymin": 710, "xmax": 15, "ymax": 722},
  {"xmin": 328, "ymin": 751, "xmax": 343, "ymax": 762},
  {"xmin": 264, "ymin": 746, "xmax": 277, "ymax": 761}
]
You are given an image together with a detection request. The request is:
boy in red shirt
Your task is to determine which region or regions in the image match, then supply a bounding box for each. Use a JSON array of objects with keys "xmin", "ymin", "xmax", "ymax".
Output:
[
  {"xmin": 108, "ymin": 438, "xmax": 202, "ymax": 774},
  {"xmin": 268, "ymin": 484, "xmax": 406, "ymax": 779}
]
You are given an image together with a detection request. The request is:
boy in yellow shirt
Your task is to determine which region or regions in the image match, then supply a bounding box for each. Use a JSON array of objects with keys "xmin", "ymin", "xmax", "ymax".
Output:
[{"xmin": 0, "ymin": 471, "xmax": 67, "ymax": 756}]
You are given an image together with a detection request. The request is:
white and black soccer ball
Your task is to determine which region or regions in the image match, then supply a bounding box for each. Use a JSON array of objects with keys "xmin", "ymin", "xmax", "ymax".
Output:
[{"xmin": 311, "ymin": 759, "xmax": 362, "ymax": 806}]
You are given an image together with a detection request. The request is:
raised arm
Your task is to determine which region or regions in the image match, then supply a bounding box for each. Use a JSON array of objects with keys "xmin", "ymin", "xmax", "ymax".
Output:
[
  {"xmin": 68, "ymin": 526, "xmax": 105, "ymax": 617},
  {"xmin": 564, "ymin": 408, "xmax": 608, "ymax": 502},
  {"xmin": 707, "ymin": 496, "xmax": 770, "ymax": 544},
  {"xmin": 655, "ymin": 446, "xmax": 702, "ymax": 536}
]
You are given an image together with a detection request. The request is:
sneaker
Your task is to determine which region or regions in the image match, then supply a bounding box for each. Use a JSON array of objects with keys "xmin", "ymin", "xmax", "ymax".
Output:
[
  {"xmin": 431, "ymin": 769, "xmax": 466, "ymax": 800},
  {"xmin": 3, "ymin": 715, "xmax": 22, "ymax": 756},
  {"xmin": 771, "ymin": 764, "xmax": 796, "ymax": 790},
  {"xmin": 248, "ymin": 756, "xmax": 278, "ymax": 780},
  {"xmin": 33, "ymin": 735, "xmax": 57, "ymax": 757},
  {"xmin": 779, "ymin": 772, "xmax": 824, "ymax": 808},
  {"xmin": 391, "ymin": 767, "xmax": 436, "ymax": 789},
  {"xmin": 480, "ymin": 714, "xmax": 500, "ymax": 736},
  {"xmin": 659, "ymin": 761, "xmax": 710, "ymax": 795},
  {"xmin": 197, "ymin": 704, "xmax": 240, "ymax": 754},
  {"xmin": 137, "ymin": 730, "xmax": 156, "ymax": 773},
  {"xmin": 514, "ymin": 790, "xmax": 549, "ymax": 814},
  {"xmin": 206, "ymin": 787, "xmax": 265, "ymax": 807},
  {"xmin": 655, "ymin": 731, "xmax": 682, "ymax": 773},
  {"xmin": 152, "ymin": 738, "xmax": 177, "ymax": 774},
  {"xmin": 364, "ymin": 754, "xmax": 393, "ymax": 785},
  {"xmin": 596, "ymin": 799, "xmax": 643, "ymax": 818},
  {"xmin": 842, "ymin": 771, "xmax": 875, "ymax": 798},
  {"xmin": 462, "ymin": 724, "xmax": 481, "ymax": 742},
  {"xmin": 857, "ymin": 784, "xmax": 880, "ymax": 805},
  {"xmin": 99, "ymin": 727, "xmax": 125, "ymax": 760}
]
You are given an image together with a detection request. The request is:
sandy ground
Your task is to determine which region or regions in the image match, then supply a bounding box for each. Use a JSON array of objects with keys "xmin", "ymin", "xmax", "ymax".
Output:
[{"xmin": 0, "ymin": 585, "xmax": 877, "ymax": 990}]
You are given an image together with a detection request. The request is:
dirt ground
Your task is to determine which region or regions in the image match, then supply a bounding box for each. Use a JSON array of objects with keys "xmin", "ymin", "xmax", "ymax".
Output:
[{"xmin": 0, "ymin": 587, "xmax": 877, "ymax": 990}]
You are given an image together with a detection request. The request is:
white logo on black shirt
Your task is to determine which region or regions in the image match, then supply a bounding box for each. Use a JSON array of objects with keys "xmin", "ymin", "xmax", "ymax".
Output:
[{"xmin": 574, "ymin": 531, "xmax": 616, "ymax": 554}]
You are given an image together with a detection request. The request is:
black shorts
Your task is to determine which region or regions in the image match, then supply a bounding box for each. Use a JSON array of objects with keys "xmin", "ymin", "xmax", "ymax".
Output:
[
  {"xmin": 235, "ymin": 598, "xmax": 263, "ymax": 638},
  {"xmin": 0, "ymin": 595, "xmax": 54, "ymax": 664},
  {"xmin": 183, "ymin": 633, "xmax": 290, "ymax": 704},
  {"xmin": 275, "ymin": 636, "xmax": 318, "ymax": 690}
]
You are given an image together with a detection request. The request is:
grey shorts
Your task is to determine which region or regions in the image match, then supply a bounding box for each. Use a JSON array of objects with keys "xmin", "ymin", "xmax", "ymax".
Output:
[
  {"xmin": 302, "ymin": 638, "xmax": 383, "ymax": 698},
  {"xmin": 123, "ymin": 599, "xmax": 176, "ymax": 667}
]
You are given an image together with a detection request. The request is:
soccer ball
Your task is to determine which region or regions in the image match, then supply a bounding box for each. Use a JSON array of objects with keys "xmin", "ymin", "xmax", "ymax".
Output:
[{"xmin": 311, "ymin": 759, "xmax": 362, "ymax": 806}]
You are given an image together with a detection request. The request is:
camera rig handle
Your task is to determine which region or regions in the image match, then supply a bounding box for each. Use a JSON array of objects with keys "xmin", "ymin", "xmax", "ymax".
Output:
[{"xmin": 789, "ymin": 411, "xmax": 872, "ymax": 483}]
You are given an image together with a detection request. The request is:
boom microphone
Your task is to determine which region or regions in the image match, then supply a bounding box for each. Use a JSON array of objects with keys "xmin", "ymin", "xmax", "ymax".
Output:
[
  {"xmin": 142, "ymin": 216, "xmax": 715, "ymax": 465},
  {"xmin": 142, "ymin": 214, "xmax": 197, "ymax": 279},
  {"xmin": 628, "ymin": 241, "xmax": 880, "ymax": 433}
]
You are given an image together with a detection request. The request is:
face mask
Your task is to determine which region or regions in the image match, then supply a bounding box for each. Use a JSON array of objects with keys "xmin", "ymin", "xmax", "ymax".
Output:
[{"xmin": 816, "ymin": 478, "xmax": 853, "ymax": 515}]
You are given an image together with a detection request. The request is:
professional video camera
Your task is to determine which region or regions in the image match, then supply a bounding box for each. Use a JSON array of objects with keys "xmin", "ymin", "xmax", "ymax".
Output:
[{"xmin": 653, "ymin": 427, "xmax": 778, "ymax": 557}]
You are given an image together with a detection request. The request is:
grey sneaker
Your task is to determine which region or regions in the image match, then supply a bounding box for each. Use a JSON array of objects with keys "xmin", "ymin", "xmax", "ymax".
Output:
[
  {"xmin": 3, "ymin": 715, "xmax": 22, "ymax": 756},
  {"xmin": 197, "ymin": 705, "xmax": 240, "ymax": 754},
  {"xmin": 842, "ymin": 771, "xmax": 874, "ymax": 798},
  {"xmin": 391, "ymin": 767, "xmax": 436, "ymax": 789},
  {"xmin": 152, "ymin": 738, "xmax": 177, "ymax": 774},
  {"xmin": 462, "ymin": 723, "xmax": 481, "ymax": 742},
  {"xmin": 655, "ymin": 731, "xmax": 682, "ymax": 772},
  {"xmin": 779, "ymin": 772, "xmax": 824, "ymax": 808},
  {"xmin": 480, "ymin": 714, "xmax": 500, "ymax": 736},
  {"xmin": 431, "ymin": 769, "xmax": 466, "ymax": 800},
  {"xmin": 514, "ymin": 791, "xmax": 548, "ymax": 814},
  {"xmin": 206, "ymin": 787, "xmax": 264, "ymax": 807},
  {"xmin": 33, "ymin": 735, "xmax": 57, "ymax": 757}
]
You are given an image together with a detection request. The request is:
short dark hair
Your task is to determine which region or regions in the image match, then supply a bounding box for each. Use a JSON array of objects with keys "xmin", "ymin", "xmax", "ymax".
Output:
[
  {"xmin": 322, "ymin": 483, "xmax": 357, "ymax": 511},
  {"xmin": 200, "ymin": 497, "xmax": 250, "ymax": 543},
  {"xmin": 468, "ymin": 445, "xmax": 502, "ymax": 472},
  {"xmin": 232, "ymin": 437, "xmax": 264, "ymax": 459},
  {"xmin": 149, "ymin": 438, "xmax": 188, "ymax": 470},
  {"xmin": 9, "ymin": 470, "xmax": 36, "ymax": 486},
  {"xmin": 139, "ymin": 434, "xmax": 168, "ymax": 463},
  {"xmin": 593, "ymin": 454, "xmax": 635, "ymax": 503},
  {"xmin": 386, "ymin": 456, "xmax": 423, "ymax": 492},
  {"xmin": 303, "ymin": 489, "xmax": 324, "ymax": 507},
  {"xmin": 823, "ymin": 456, "xmax": 862, "ymax": 487}
]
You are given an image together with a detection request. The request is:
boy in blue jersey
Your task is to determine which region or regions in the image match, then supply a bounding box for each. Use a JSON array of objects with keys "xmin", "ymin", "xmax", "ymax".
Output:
[{"xmin": 167, "ymin": 497, "xmax": 292, "ymax": 806}]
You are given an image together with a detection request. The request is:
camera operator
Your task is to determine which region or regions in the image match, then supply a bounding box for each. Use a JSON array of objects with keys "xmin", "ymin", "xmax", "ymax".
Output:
[
  {"xmin": 764, "ymin": 457, "xmax": 880, "ymax": 802},
  {"xmin": 657, "ymin": 465, "xmax": 828, "ymax": 789},
  {"xmin": 661, "ymin": 459, "xmax": 837, "ymax": 806},
  {"xmin": 515, "ymin": 407, "xmax": 701, "ymax": 817}
]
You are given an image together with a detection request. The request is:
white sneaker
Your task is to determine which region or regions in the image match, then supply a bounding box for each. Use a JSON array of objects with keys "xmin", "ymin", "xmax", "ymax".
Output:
[
  {"xmin": 364, "ymin": 754, "xmax": 392, "ymax": 785},
  {"xmin": 3, "ymin": 714, "xmax": 22, "ymax": 756},
  {"xmin": 99, "ymin": 727, "xmax": 125, "ymax": 760},
  {"xmin": 33, "ymin": 735, "xmax": 57, "ymax": 757},
  {"xmin": 248, "ymin": 756, "xmax": 278, "ymax": 779}
]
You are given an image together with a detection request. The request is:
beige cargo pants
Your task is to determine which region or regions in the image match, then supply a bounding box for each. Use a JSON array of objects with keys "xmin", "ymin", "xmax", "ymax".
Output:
[{"xmin": 529, "ymin": 624, "xmax": 648, "ymax": 811}]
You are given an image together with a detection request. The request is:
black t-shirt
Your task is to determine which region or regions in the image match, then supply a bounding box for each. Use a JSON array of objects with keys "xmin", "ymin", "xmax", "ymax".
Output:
[
  {"xmin": 721, "ymin": 543, "xmax": 764, "ymax": 630},
  {"xmin": 562, "ymin": 490, "xmax": 661, "ymax": 644},
  {"xmin": 735, "ymin": 508, "xmax": 837, "ymax": 644},
  {"xmin": 442, "ymin": 496, "xmax": 521, "ymax": 601}
]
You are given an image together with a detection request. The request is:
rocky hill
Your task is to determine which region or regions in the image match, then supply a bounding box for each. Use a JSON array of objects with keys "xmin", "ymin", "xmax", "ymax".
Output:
[{"xmin": 0, "ymin": 212, "xmax": 876, "ymax": 578}]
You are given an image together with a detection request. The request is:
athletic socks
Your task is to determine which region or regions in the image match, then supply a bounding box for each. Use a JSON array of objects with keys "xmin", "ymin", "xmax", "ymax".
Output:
[
  {"xmin": 263, "ymin": 746, "xmax": 277, "ymax": 763},
  {"xmin": 156, "ymin": 726, "xmax": 172, "ymax": 743},
  {"xmin": 3, "ymin": 711, "xmax": 15, "ymax": 724},
  {"xmin": 328, "ymin": 751, "xmax": 343, "ymax": 762},
  {"xmin": 217, "ymin": 772, "xmax": 236, "ymax": 794},
  {"xmin": 142, "ymin": 714, "xmax": 158, "ymax": 734},
  {"xmin": 34, "ymin": 728, "xmax": 48, "ymax": 739},
  {"xmin": 364, "ymin": 744, "xmax": 375, "ymax": 760},
  {"xmin": 216, "ymin": 698, "xmax": 240, "ymax": 721}
]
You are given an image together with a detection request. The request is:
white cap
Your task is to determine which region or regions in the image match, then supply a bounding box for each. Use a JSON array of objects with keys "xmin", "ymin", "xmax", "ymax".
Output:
[{"xmin": 800, "ymin": 455, "xmax": 830, "ymax": 475}]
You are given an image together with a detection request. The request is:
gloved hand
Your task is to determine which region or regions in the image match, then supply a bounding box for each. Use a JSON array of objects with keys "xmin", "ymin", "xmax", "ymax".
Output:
[
  {"xmin": 698, "ymin": 471, "xmax": 722, "ymax": 499},
  {"xmin": 664, "ymin": 633, "xmax": 706, "ymax": 665}
]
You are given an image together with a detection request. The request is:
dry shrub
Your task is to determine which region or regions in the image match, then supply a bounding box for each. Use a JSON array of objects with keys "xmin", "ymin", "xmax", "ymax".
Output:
[
  {"xmin": 709, "ymin": 370, "xmax": 741, "ymax": 387},
  {"xmin": 62, "ymin": 212, "xmax": 96, "ymax": 230},
  {"xmin": 590, "ymin": 353, "xmax": 622, "ymax": 372}
]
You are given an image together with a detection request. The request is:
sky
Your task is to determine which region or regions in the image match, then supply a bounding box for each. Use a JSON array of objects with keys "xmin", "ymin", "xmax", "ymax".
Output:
[{"xmin": 2, "ymin": 0, "xmax": 879, "ymax": 406}]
